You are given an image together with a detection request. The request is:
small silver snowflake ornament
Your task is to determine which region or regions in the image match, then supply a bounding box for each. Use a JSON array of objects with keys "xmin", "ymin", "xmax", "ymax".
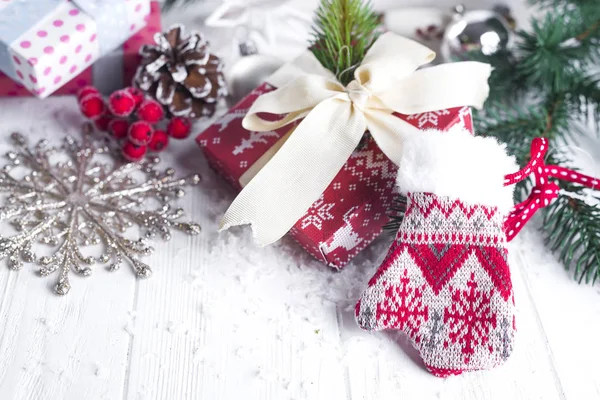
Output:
[{"xmin": 0, "ymin": 126, "xmax": 201, "ymax": 295}]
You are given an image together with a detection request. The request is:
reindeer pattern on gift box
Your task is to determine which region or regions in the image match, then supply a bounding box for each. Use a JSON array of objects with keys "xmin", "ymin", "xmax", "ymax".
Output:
[{"xmin": 320, "ymin": 206, "xmax": 364, "ymax": 254}]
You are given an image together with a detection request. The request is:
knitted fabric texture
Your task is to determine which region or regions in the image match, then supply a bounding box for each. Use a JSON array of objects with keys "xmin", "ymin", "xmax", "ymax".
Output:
[{"xmin": 355, "ymin": 129, "xmax": 517, "ymax": 377}]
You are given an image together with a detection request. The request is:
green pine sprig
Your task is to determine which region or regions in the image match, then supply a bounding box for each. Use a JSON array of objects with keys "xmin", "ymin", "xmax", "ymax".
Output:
[
  {"xmin": 543, "ymin": 189, "xmax": 600, "ymax": 284},
  {"xmin": 309, "ymin": 0, "xmax": 380, "ymax": 85}
]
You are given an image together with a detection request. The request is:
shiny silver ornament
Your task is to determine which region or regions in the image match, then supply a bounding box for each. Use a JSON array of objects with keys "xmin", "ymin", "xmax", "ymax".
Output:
[
  {"xmin": 441, "ymin": 4, "xmax": 514, "ymax": 62},
  {"xmin": 0, "ymin": 126, "xmax": 201, "ymax": 295},
  {"xmin": 227, "ymin": 35, "xmax": 283, "ymax": 105}
]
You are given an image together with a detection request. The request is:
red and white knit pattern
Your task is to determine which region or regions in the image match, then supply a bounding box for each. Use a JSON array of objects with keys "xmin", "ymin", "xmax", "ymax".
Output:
[
  {"xmin": 355, "ymin": 128, "xmax": 517, "ymax": 377},
  {"xmin": 355, "ymin": 193, "xmax": 515, "ymax": 376}
]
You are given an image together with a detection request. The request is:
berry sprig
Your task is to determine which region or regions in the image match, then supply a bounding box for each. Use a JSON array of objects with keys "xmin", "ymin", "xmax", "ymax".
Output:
[{"xmin": 77, "ymin": 86, "xmax": 192, "ymax": 161}]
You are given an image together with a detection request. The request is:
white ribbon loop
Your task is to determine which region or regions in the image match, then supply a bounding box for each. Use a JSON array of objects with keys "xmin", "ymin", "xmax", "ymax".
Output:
[
  {"xmin": 243, "ymin": 75, "xmax": 344, "ymax": 132},
  {"xmin": 355, "ymin": 33, "xmax": 436, "ymax": 95},
  {"xmin": 220, "ymin": 32, "xmax": 492, "ymax": 246}
]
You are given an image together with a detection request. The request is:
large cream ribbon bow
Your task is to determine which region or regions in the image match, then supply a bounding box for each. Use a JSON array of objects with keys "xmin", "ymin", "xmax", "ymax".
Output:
[{"xmin": 220, "ymin": 33, "xmax": 491, "ymax": 245}]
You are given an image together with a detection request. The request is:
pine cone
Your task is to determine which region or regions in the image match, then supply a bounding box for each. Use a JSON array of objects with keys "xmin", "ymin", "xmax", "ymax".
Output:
[{"xmin": 134, "ymin": 25, "xmax": 228, "ymax": 119}]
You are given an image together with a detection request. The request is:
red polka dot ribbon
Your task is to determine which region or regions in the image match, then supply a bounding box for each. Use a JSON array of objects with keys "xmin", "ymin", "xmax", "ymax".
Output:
[{"xmin": 503, "ymin": 138, "xmax": 599, "ymax": 241}]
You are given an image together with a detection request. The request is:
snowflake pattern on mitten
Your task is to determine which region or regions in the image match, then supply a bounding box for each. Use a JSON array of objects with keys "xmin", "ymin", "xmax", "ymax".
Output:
[{"xmin": 355, "ymin": 128, "xmax": 518, "ymax": 377}]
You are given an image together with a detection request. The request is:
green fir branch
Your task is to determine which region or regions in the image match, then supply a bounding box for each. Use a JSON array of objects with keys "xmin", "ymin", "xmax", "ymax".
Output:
[
  {"xmin": 519, "ymin": 17, "xmax": 581, "ymax": 91},
  {"xmin": 543, "ymin": 189, "xmax": 600, "ymax": 284},
  {"xmin": 463, "ymin": 50, "xmax": 525, "ymax": 104},
  {"xmin": 565, "ymin": 73, "xmax": 600, "ymax": 128},
  {"xmin": 474, "ymin": 105, "xmax": 546, "ymax": 153},
  {"xmin": 309, "ymin": 0, "xmax": 380, "ymax": 85},
  {"xmin": 466, "ymin": 0, "xmax": 600, "ymax": 284}
]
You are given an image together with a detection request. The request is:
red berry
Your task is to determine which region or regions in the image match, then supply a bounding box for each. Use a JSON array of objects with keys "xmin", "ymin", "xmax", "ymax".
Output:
[
  {"xmin": 108, "ymin": 119, "xmax": 129, "ymax": 139},
  {"xmin": 94, "ymin": 115, "xmax": 112, "ymax": 131},
  {"xmin": 125, "ymin": 87, "xmax": 145, "ymax": 108},
  {"xmin": 122, "ymin": 141, "xmax": 147, "ymax": 162},
  {"xmin": 79, "ymin": 93, "xmax": 106, "ymax": 120},
  {"xmin": 108, "ymin": 89, "xmax": 136, "ymax": 117},
  {"xmin": 167, "ymin": 117, "xmax": 191, "ymax": 139},
  {"xmin": 136, "ymin": 99, "xmax": 164, "ymax": 123},
  {"xmin": 77, "ymin": 86, "xmax": 99, "ymax": 102},
  {"xmin": 148, "ymin": 130, "xmax": 169, "ymax": 152},
  {"xmin": 128, "ymin": 121, "xmax": 154, "ymax": 145}
]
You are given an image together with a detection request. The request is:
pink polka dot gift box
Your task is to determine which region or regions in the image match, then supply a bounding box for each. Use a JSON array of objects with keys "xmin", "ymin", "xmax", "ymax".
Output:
[{"xmin": 0, "ymin": 0, "xmax": 152, "ymax": 98}]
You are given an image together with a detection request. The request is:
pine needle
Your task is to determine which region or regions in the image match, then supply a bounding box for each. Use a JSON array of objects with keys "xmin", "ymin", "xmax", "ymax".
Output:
[
  {"xmin": 309, "ymin": 0, "xmax": 380, "ymax": 85},
  {"xmin": 543, "ymin": 190, "xmax": 600, "ymax": 284}
]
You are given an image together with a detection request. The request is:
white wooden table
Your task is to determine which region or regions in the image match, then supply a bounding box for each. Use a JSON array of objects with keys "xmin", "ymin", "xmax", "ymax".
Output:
[{"xmin": 1, "ymin": 1, "xmax": 600, "ymax": 399}]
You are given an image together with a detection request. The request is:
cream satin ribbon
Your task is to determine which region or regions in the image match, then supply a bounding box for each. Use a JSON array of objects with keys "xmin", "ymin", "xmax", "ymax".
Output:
[{"xmin": 220, "ymin": 32, "xmax": 491, "ymax": 245}]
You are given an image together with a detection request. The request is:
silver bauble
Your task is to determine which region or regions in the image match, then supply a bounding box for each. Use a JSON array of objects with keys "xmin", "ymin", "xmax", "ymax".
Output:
[
  {"xmin": 227, "ymin": 39, "xmax": 283, "ymax": 105},
  {"xmin": 441, "ymin": 4, "xmax": 514, "ymax": 62}
]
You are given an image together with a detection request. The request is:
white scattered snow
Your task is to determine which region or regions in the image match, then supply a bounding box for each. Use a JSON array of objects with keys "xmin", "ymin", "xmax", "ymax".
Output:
[{"xmin": 166, "ymin": 321, "xmax": 188, "ymax": 335}]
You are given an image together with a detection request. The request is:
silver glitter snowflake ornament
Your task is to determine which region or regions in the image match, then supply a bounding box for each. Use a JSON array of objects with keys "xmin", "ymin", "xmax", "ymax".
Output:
[{"xmin": 0, "ymin": 126, "xmax": 201, "ymax": 295}]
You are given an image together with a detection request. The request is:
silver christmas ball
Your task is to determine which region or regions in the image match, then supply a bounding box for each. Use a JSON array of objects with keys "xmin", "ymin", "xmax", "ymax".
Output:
[
  {"xmin": 228, "ymin": 55, "xmax": 283, "ymax": 104},
  {"xmin": 227, "ymin": 38, "xmax": 283, "ymax": 105},
  {"xmin": 441, "ymin": 5, "xmax": 514, "ymax": 62}
]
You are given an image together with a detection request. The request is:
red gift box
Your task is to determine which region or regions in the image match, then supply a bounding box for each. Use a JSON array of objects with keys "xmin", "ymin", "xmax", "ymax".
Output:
[
  {"xmin": 0, "ymin": 2, "xmax": 161, "ymax": 97},
  {"xmin": 197, "ymin": 82, "xmax": 474, "ymax": 269}
]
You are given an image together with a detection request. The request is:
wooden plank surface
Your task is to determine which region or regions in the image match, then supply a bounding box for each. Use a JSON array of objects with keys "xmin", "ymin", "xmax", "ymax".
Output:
[
  {"xmin": 1, "ymin": 1, "xmax": 599, "ymax": 399},
  {"xmin": 0, "ymin": 98, "xmax": 135, "ymax": 400}
]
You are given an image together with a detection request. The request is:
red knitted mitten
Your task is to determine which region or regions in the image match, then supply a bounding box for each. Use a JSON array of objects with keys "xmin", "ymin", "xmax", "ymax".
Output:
[{"xmin": 355, "ymin": 128, "xmax": 518, "ymax": 377}]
